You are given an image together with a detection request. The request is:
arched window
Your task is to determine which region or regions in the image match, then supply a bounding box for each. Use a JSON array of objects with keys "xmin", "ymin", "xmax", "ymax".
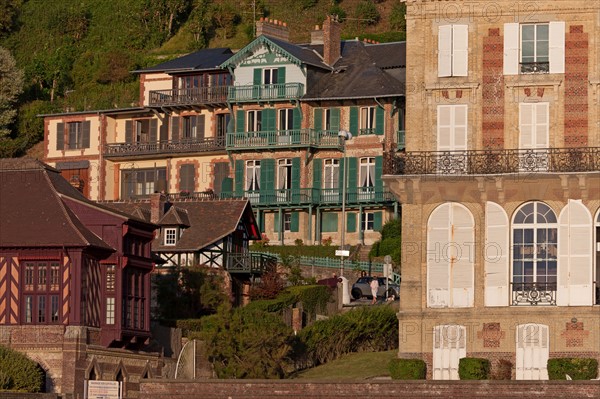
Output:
[{"xmin": 511, "ymin": 202, "xmax": 557, "ymax": 305}]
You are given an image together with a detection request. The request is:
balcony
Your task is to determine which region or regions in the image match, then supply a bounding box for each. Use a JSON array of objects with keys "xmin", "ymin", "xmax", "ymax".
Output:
[
  {"xmin": 511, "ymin": 282, "xmax": 556, "ymax": 306},
  {"xmin": 226, "ymin": 129, "xmax": 341, "ymax": 150},
  {"xmin": 389, "ymin": 147, "xmax": 600, "ymax": 175},
  {"xmin": 148, "ymin": 86, "xmax": 229, "ymax": 106},
  {"xmin": 226, "ymin": 251, "xmax": 277, "ymax": 274},
  {"xmin": 104, "ymin": 137, "xmax": 226, "ymax": 159},
  {"xmin": 228, "ymin": 83, "xmax": 304, "ymax": 103}
]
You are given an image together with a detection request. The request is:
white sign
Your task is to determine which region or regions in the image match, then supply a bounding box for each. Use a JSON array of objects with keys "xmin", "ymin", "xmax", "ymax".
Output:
[
  {"xmin": 87, "ymin": 381, "xmax": 121, "ymax": 399},
  {"xmin": 335, "ymin": 250, "xmax": 350, "ymax": 257}
]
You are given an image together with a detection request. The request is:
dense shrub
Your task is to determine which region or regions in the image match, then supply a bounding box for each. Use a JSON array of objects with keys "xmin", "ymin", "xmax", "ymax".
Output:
[
  {"xmin": 490, "ymin": 359, "xmax": 512, "ymax": 380},
  {"xmin": 548, "ymin": 358, "xmax": 598, "ymax": 380},
  {"xmin": 458, "ymin": 357, "xmax": 491, "ymax": 380},
  {"xmin": 0, "ymin": 345, "xmax": 44, "ymax": 392},
  {"xmin": 389, "ymin": 358, "xmax": 426, "ymax": 379}
]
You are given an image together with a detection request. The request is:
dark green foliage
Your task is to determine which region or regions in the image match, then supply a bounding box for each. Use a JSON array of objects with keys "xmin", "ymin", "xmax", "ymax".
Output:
[
  {"xmin": 389, "ymin": 358, "xmax": 426, "ymax": 380},
  {"xmin": 547, "ymin": 358, "xmax": 598, "ymax": 380},
  {"xmin": 297, "ymin": 305, "xmax": 398, "ymax": 368},
  {"xmin": 380, "ymin": 218, "xmax": 401, "ymax": 239},
  {"xmin": 389, "ymin": 0, "xmax": 406, "ymax": 31},
  {"xmin": 247, "ymin": 285, "xmax": 331, "ymax": 318},
  {"xmin": 458, "ymin": 357, "xmax": 491, "ymax": 380},
  {"xmin": 250, "ymin": 244, "xmax": 342, "ymax": 259},
  {"xmin": 369, "ymin": 218, "xmax": 401, "ymax": 265},
  {"xmin": 328, "ymin": 5, "xmax": 347, "ymax": 22},
  {"xmin": 354, "ymin": 0, "xmax": 380, "ymax": 26},
  {"xmin": 0, "ymin": 345, "xmax": 44, "ymax": 392}
]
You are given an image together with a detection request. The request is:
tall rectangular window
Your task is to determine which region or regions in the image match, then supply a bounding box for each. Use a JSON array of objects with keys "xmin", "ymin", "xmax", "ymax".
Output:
[
  {"xmin": 521, "ymin": 24, "xmax": 549, "ymax": 73},
  {"xmin": 25, "ymin": 296, "xmax": 33, "ymax": 323},
  {"xmin": 51, "ymin": 296, "xmax": 59, "ymax": 322},
  {"xmin": 323, "ymin": 158, "xmax": 339, "ymax": 202},
  {"xmin": 37, "ymin": 296, "xmax": 46, "ymax": 323},
  {"xmin": 263, "ymin": 68, "xmax": 278, "ymax": 84},
  {"xmin": 179, "ymin": 164, "xmax": 196, "ymax": 193},
  {"xmin": 359, "ymin": 107, "xmax": 376, "ymax": 135},
  {"xmin": 121, "ymin": 168, "xmax": 167, "ymax": 199},
  {"xmin": 247, "ymin": 110, "xmax": 262, "ymax": 132},
  {"xmin": 106, "ymin": 297, "xmax": 115, "ymax": 325},
  {"xmin": 164, "ymin": 228, "xmax": 177, "ymax": 246},
  {"xmin": 438, "ymin": 25, "xmax": 469, "ymax": 77},
  {"xmin": 216, "ymin": 113, "xmax": 231, "ymax": 139},
  {"xmin": 504, "ymin": 22, "xmax": 564, "ymax": 75},
  {"xmin": 106, "ymin": 265, "xmax": 116, "ymax": 292},
  {"xmin": 135, "ymin": 119, "xmax": 150, "ymax": 143},
  {"xmin": 245, "ymin": 160, "xmax": 261, "ymax": 191},
  {"xmin": 67, "ymin": 122, "xmax": 85, "ymax": 149},
  {"xmin": 362, "ymin": 212, "xmax": 375, "ymax": 231}
]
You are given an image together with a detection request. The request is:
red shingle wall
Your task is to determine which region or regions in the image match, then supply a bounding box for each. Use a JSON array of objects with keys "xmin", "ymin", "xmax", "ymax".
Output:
[
  {"xmin": 481, "ymin": 28, "xmax": 504, "ymax": 149},
  {"xmin": 564, "ymin": 25, "xmax": 588, "ymax": 147}
]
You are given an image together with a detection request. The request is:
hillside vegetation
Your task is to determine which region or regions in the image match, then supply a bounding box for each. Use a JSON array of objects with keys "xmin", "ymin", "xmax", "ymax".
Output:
[{"xmin": 0, "ymin": 0, "xmax": 405, "ymax": 157}]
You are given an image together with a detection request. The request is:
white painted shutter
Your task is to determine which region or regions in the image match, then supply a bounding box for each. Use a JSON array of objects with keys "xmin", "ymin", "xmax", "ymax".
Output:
[
  {"xmin": 438, "ymin": 25, "xmax": 452, "ymax": 77},
  {"xmin": 451, "ymin": 204, "xmax": 474, "ymax": 308},
  {"xmin": 504, "ymin": 23, "xmax": 520, "ymax": 75},
  {"xmin": 519, "ymin": 103, "xmax": 534, "ymax": 148},
  {"xmin": 453, "ymin": 105, "xmax": 468, "ymax": 151},
  {"xmin": 549, "ymin": 21, "xmax": 565, "ymax": 74},
  {"xmin": 516, "ymin": 324, "xmax": 549, "ymax": 380},
  {"xmin": 534, "ymin": 103, "xmax": 549, "ymax": 148},
  {"xmin": 437, "ymin": 105, "xmax": 468, "ymax": 152},
  {"xmin": 437, "ymin": 105, "xmax": 452, "ymax": 151},
  {"xmin": 433, "ymin": 325, "xmax": 466, "ymax": 380},
  {"xmin": 428, "ymin": 204, "xmax": 451, "ymax": 307},
  {"xmin": 485, "ymin": 202, "xmax": 509, "ymax": 307},
  {"xmin": 452, "ymin": 25, "xmax": 469, "ymax": 77},
  {"xmin": 557, "ymin": 200, "xmax": 593, "ymax": 306}
]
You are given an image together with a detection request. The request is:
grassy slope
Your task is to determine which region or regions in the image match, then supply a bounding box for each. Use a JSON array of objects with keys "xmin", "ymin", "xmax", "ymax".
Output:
[{"xmin": 292, "ymin": 350, "xmax": 397, "ymax": 380}]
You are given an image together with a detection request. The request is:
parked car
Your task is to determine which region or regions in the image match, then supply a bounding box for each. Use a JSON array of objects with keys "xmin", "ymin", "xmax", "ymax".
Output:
[{"xmin": 351, "ymin": 276, "xmax": 399, "ymax": 301}]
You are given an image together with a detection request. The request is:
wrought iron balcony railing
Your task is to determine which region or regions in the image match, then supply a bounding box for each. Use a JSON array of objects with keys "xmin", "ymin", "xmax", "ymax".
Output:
[
  {"xmin": 228, "ymin": 83, "xmax": 305, "ymax": 102},
  {"xmin": 520, "ymin": 61, "xmax": 550, "ymax": 74},
  {"xmin": 226, "ymin": 129, "xmax": 341, "ymax": 150},
  {"xmin": 389, "ymin": 147, "xmax": 600, "ymax": 175},
  {"xmin": 226, "ymin": 251, "xmax": 277, "ymax": 274},
  {"xmin": 511, "ymin": 282, "xmax": 556, "ymax": 306},
  {"xmin": 148, "ymin": 86, "xmax": 229, "ymax": 106},
  {"xmin": 104, "ymin": 137, "xmax": 226, "ymax": 158}
]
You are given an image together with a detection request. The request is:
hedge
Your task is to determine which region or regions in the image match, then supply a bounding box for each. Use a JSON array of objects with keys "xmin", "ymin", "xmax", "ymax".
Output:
[
  {"xmin": 548, "ymin": 358, "xmax": 598, "ymax": 380},
  {"xmin": 0, "ymin": 345, "xmax": 44, "ymax": 392},
  {"xmin": 459, "ymin": 357, "xmax": 491, "ymax": 380},
  {"xmin": 389, "ymin": 358, "xmax": 426, "ymax": 380}
]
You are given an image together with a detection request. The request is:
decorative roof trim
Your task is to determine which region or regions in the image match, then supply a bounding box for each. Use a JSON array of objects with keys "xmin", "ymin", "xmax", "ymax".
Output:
[{"xmin": 220, "ymin": 35, "xmax": 303, "ymax": 68}]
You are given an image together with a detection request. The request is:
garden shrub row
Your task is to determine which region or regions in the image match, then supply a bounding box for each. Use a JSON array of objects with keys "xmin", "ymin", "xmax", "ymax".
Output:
[{"xmin": 0, "ymin": 345, "xmax": 44, "ymax": 392}]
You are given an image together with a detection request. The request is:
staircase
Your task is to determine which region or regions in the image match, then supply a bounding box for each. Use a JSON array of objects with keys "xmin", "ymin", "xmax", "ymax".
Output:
[{"xmin": 355, "ymin": 245, "xmax": 373, "ymax": 263}]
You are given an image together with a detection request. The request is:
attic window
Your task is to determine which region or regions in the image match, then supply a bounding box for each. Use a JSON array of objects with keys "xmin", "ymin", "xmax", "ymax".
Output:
[{"xmin": 164, "ymin": 228, "xmax": 177, "ymax": 246}]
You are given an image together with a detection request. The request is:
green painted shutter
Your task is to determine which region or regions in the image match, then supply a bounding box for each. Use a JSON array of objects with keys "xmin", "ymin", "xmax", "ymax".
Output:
[
  {"xmin": 292, "ymin": 157, "xmax": 301, "ymax": 201},
  {"xmin": 277, "ymin": 67, "xmax": 286, "ymax": 84},
  {"xmin": 338, "ymin": 157, "xmax": 345, "ymax": 202},
  {"xmin": 293, "ymin": 108, "xmax": 301, "ymax": 129},
  {"xmin": 313, "ymin": 158, "xmax": 322, "ymax": 203},
  {"xmin": 375, "ymin": 156, "xmax": 383, "ymax": 200},
  {"xmin": 373, "ymin": 211, "xmax": 383, "ymax": 231},
  {"xmin": 347, "ymin": 212, "xmax": 357, "ymax": 233},
  {"xmin": 347, "ymin": 157, "xmax": 358, "ymax": 200},
  {"xmin": 56, "ymin": 123, "xmax": 64, "ymax": 150},
  {"xmin": 253, "ymin": 68, "xmax": 262, "ymax": 85},
  {"xmin": 260, "ymin": 158, "xmax": 275, "ymax": 203},
  {"xmin": 314, "ymin": 108, "xmax": 323, "ymax": 129},
  {"xmin": 291, "ymin": 212, "xmax": 299, "ymax": 232},
  {"xmin": 221, "ymin": 177, "xmax": 233, "ymax": 197},
  {"xmin": 125, "ymin": 120, "xmax": 133, "ymax": 143},
  {"xmin": 150, "ymin": 119, "xmax": 157, "ymax": 142},
  {"xmin": 274, "ymin": 213, "xmax": 279, "ymax": 233},
  {"xmin": 236, "ymin": 110, "xmax": 245, "ymax": 133},
  {"xmin": 82, "ymin": 121, "xmax": 91, "ymax": 148},
  {"xmin": 349, "ymin": 107, "xmax": 358, "ymax": 136},
  {"xmin": 322, "ymin": 213, "xmax": 338, "ymax": 233},
  {"xmin": 264, "ymin": 109, "xmax": 275, "ymax": 144},
  {"xmin": 375, "ymin": 106, "xmax": 384, "ymax": 135},
  {"xmin": 235, "ymin": 160, "xmax": 244, "ymax": 196},
  {"xmin": 171, "ymin": 117, "xmax": 179, "ymax": 141},
  {"xmin": 330, "ymin": 108, "xmax": 340, "ymax": 131}
]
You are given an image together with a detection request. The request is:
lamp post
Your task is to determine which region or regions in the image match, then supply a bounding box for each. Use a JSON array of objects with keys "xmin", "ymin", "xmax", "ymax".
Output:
[{"xmin": 338, "ymin": 129, "xmax": 352, "ymax": 277}]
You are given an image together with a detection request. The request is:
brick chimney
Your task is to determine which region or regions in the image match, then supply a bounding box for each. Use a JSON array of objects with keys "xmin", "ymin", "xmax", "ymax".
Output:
[
  {"xmin": 150, "ymin": 192, "xmax": 167, "ymax": 224},
  {"xmin": 311, "ymin": 24, "xmax": 324, "ymax": 45},
  {"xmin": 323, "ymin": 15, "xmax": 341, "ymax": 66},
  {"xmin": 255, "ymin": 18, "xmax": 290, "ymax": 42}
]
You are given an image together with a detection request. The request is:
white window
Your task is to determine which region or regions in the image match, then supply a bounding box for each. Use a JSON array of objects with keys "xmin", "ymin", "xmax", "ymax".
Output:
[
  {"xmin": 247, "ymin": 110, "xmax": 262, "ymax": 132},
  {"xmin": 283, "ymin": 213, "xmax": 292, "ymax": 232},
  {"xmin": 359, "ymin": 107, "xmax": 375, "ymax": 135},
  {"xmin": 433, "ymin": 325, "xmax": 466, "ymax": 380},
  {"xmin": 504, "ymin": 22, "xmax": 564, "ymax": 75},
  {"xmin": 322, "ymin": 159, "xmax": 339, "ymax": 202},
  {"xmin": 277, "ymin": 159, "xmax": 292, "ymax": 202},
  {"xmin": 106, "ymin": 297, "xmax": 115, "ymax": 325},
  {"xmin": 278, "ymin": 109, "xmax": 294, "ymax": 131},
  {"xmin": 362, "ymin": 212, "xmax": 375, "ymax": 231},
  {"xmin": 67, "ymin": 122, "xmax": 86, "ymax": 149},
  {"xmin": 438, "ymin": 25, "xmax": 468, "ymax": 77},
  {"xmin": 164, "ymin": 228, "xmax": 177, "ymax": 245},
  {"xmin": 516, "ymin": 324, "xmax": 549, "ymax": 380},
  {"xmin": 263, "ymin": 68, "xmax": 278, "ymax": 84},
  {"xmin": 359, "ymin": 157, "xmax": 375, "ymax": 200},
  {"xmin": 427, "ymin": 202, "xmax": 475, "ymax": 308},
  {"xmin": 245, "ymin": 160, "xmax": 260, "ymax": 191}
]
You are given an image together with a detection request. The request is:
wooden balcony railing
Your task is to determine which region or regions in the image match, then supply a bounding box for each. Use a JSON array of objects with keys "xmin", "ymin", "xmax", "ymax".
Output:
[
  {"xmin": 148, "ymin": 86, "xmax": 229, "ymax": 106},
  {"xmin": 389, "ymin": 147, "xmax": 600, "ymax": 175},
  {"xmin": 226, "ymin": 129, "xmax": 341, "ymax": 149},
  {"xmin": 228, "ymin": 83, "xmax": 304, "ymax": 102},
  {"xmin": 104, "ymin": 137, "xmax": 226, "ymax": 158},
  {"xmin": 226, "ymin": 251, "xmax": 277, "ymax": 274}
]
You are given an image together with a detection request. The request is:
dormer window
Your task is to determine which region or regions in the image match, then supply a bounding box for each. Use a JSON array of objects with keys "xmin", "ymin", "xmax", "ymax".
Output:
[{"xmin": 164, "ymin": 228, "xmax": 177, "ymax": 246}]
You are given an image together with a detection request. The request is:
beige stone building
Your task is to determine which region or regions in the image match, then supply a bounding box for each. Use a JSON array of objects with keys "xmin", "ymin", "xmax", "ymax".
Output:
[{"xmin": 385, "ymin": 0, "xmax": 600, "ymax": 379}]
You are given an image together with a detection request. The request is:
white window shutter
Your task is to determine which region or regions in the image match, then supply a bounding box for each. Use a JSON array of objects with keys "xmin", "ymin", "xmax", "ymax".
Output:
[
  {"xmin": 519, "ymin": 103, "xmax": 534, "ymax": 148},
  {"xmin": 450, "ymin": 204, "xmax": 474, "ymax": 308},
  {"xmin": 558, "ymin": 200, "xmax": 593, "ymax": 306},
  {"xmin": 437, "ymin": 105, "xmax": 452, "ymax": 151},
  {"xmin": 452, "ymin": 25, "xmax": 469, "ymax": 76},
  {"xmin": 452, "ymin": 105, "xmax": 468, "ymax": 151},
  {"xmin": 534, "ymin": 103, "xmax": 549, "ymax": 148},
  {"xmin": 484, "ymin": 202, "xmax": 509, "ymax": 307},
  {"xmin": 433, "ymin": 325, "xmax": 466, "ymax": 380},
  {"xmin": 549, "ymin": 21, "xmax": 565, "ymax": 74},
  {"xmin": 504, "ymin": 23, "xmax": 520, "ymax": 75},
  {"xmin": 516, "ymin": 324, "xmax": 549, "ymax": 380},
  {"xmin": 438, "ymin": 25, "xmax": 453, "ymax": 77},
  {"xmin": 428, "ymin": 204, "xmax": 451, "ymax": 307}
]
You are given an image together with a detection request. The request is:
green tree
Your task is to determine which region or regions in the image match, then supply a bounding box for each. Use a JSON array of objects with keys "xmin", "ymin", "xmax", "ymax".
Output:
[
  {"xmin": 0, "ymin": 0, "xmax": 22, "ymax": 35},
  {"xmin": 389, "ymin": 0, "xmax": 406, "ymax": 31},
  {"xmin": 188, "ymin": 0, "xmax": 213, "ymax": 48},
  {"xmin": 0, "ymin": 47, "xmax": 23, "ymax": 139},
  {"xmin": 212, "ymin": 0, "xmax": 240, "ymax": 40},
  {"xmin": 0, "ymin": 345, "xmax": 44, "ymax": 392},
  {"xmin": 354, "ymin": 0, "xmax": 380, "ymax": 26}
]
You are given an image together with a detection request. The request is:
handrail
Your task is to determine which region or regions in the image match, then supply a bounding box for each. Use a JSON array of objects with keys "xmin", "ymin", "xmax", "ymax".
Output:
[
  {"xmin": 228, "ymin": 83, "xmax": 304, "ymax": 102},
  {"xmin": 105, "ymin": 137, "xmax": 226, "ymax": 157},
  {"xmin": 148, "ymin": 86, "xmax": 229, "ymax": 106}
]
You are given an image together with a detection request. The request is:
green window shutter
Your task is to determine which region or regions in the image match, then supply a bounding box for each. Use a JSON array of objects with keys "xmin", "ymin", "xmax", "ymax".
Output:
[
  {"xmin": 330, "ymin": 108, "xmax": 340, "ymax": 131},
  {"xmin": 314, "ymin": 108, "xmax": 323, "ymax": 129},
  {"xmin": 260, "ymin": 158, "xmax": 275, "ymax": 198},
  {"xmin": 375, "ymin": 156, "xmax": 383, "ymax": 198},
  {"xmin": 253, "ymin": 68, "xmax": 262, "ymax": 85},
  {"xmin": 373, "ymin": 211, "xmax": 383, "ymax": 231},
  {"xmin": 125, "ymin": 120, "xmax": 133, "ymax": 143},
  {"xmin": 150, "ymin": 119, "xmax": 157, "ymax": 142},
  {"xmin": 313, "ymin": 158, "xmax": 322, "ymax": 188},
  {"xmin": 375, "ymin": 106, "xmax": 385, "ymax": 135},
  {"xmin": 171, "ymin": 117, "xmax": 179, "ymax": 141},
  {"xmin": 277, "ymin": 67, "xmax": 286, "ymax": 84},
  {"xmin": 263, "ymin": 109, "xmax": 276, "ymax": 131},
  {"xmin": 347, "ymin": 157, "xmax": 358, "ymax": 198},
  {"xmin": 349, "ymin": 107, "xmax": 358, "ymax": 136},
  {"xmin": 236, "ymin": 110, "xmax": 245, "ymax": 133},
  {"xmin": 221, "ymin": 177, "xmax": 233, "ymax": 197},
  {"xmin": 291, "ymin": 158, "xmax": 301, "ymax": 190},
  {"xmin": 347, "ymin": 212, "xmax": 357, "ymax": 233},
  {"xmin": 235, "ymin": 160, "xmax": 244, "ymax": 196},
  {"xmin": 291, "ymin": 212, "xmax": 299, "ymax": 232},
  {"xmin": 322, "ymin": 213, "xmax": 338, "ymax": 233},
  {"xmin": 293, "ymin": 108, "xmax": 301, "ymax": 129},
  {"xmin": 82, "ymin": 121, "xmax": 91, "ymax": 148},
  {"xmin": 274, "ymin": 213, "xmax": 279, "ymax": 233},
  {"xmin": 197, "ymin": 115, "xmax": 205, "ymax": 139},
  {"xmin": 56, "ymin": 123, "xmax": 64, "ymax": 150}
]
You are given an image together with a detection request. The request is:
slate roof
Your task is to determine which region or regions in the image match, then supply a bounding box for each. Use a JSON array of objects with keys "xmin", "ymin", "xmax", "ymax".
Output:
[
  {"xmin": 134, "ymin": 48, "xmax": 234, "ymax": 73},
  {"xmin": 303, "ymin": 40, "xmax": 405, "ymax": 100},
  {"xmin": 104, "ymin": 199, "xmax": 259, "ymax": 252}
]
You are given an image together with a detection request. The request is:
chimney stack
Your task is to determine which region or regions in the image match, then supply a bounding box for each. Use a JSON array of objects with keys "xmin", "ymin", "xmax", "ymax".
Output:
[
  {"xmin": 150, "ymin": 192, "xmax": 167, "ymax": 223},
  {"xmin": 311, "ymin": 24, "xmax": 324, "ymax": 45},
  {"xmin": 256, "ymin": 17, "xmax": 290, "ymax": 41},
  {"xmin": 323, "ymin": 15, "xmax": 341, "ymax": 66}
]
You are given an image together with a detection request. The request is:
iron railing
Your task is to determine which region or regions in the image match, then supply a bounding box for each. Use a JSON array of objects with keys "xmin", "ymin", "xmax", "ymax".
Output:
[
  {"xmin": 148, "ymin": 86, "xmax": 229, "ymax": 106},
  {"xmin": 226, "ymin": 252, "xmax": 277, "ymax": 274},
  {"xmin": 228, "ymin": 83, "xmax": 304, "ymax": 102},
  {"xmin": 520, "ymin": 61, "xmax": 549, "ymax": 74},
  {"xmin": 104, "ymin": 137, "xmax": 226, "ymax": 158},
  {"xmin": 511, "ymin": 282, "xmax": 557, "ymax": 306},
  {"xmin": 389, "ymin": 147, "xmax": 600, "ymax": 175},
  {"xmin": 226, "ymin": 129, "xmax": 341, "ymax": 149}
]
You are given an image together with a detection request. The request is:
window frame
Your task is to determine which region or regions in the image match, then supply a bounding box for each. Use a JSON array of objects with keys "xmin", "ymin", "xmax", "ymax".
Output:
[
  {"xmin": 245, "ymin": 160, "xmax": 261, "ymax": 191},
  {"xmin": 263, "ymin": 68, "xmax": 278, "ymax": 85},
  {"xmin": 520, "ymin": 23, "xmax": 549, "ymax": 73},
  {"xmin": 67, "ymin": 121, "xmax": 85, "ymax": 149},
  {"xmin": 164, "ymin": 228, "xmax": 178, "ymax": 246},
  {"xmin": 21, "ymin": 261, "xmax": 61, "ymax": 325},
  {"xmin": 362, "ymin": 211, "xmax": 375, "ymax": 231},
  {"xmin": 247, "ymin": 110, "xmax": 262, "ymax": 132},
  {"xmin": 359, "ymin": 107, "xmax": 376, "ymax": 135},
  {"xmin": 121, "ymin": 168, "xmax": 167, "ymax": 200}
]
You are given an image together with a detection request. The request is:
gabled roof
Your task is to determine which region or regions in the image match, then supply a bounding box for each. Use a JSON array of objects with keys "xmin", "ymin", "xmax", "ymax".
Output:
[
  {"xmin": 220, "ymin": 35, "xmax": 331, "ymax": 70},
  {"xmin": 134, "ymin": 48, "xmax": 234, "ymax": 74},
  {"xmin": 303, "ymin": 40, "xmax": 405, "ymax": 101},
  {"xmin": 159, "ymin": 206, "xmax": 191, "ymax": 227}
]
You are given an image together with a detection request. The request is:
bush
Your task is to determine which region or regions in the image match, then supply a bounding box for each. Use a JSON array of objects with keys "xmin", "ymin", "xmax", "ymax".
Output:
[
  {"xmin": 490, "ymin": 359, "xmax": 512, "ymax": 380},
  {"xmin": 458, "ymin": 357, "xmax": 491, "ymax": 380},
  {"xmin": 389, "ymin": 358, "xmax": 426, "ymax": 379},
  {"xmin": 547, "ymin": 358, "xmax": 598, "ymax": 380},
  {"xmin": 0, "ymin": 345, "xmax": 44, "ymax": 392}
]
